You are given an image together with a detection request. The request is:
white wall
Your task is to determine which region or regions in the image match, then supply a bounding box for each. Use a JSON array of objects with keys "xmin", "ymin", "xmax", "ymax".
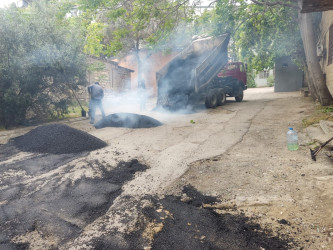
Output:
[{"xmin": 254, "ymin": 69, "xmax": 274, "ymax": 87}]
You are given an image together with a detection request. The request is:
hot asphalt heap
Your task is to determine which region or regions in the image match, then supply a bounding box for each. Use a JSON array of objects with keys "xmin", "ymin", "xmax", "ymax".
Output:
[
  {"xmin": 94, "ymin": 113, "xmax": 163, "ymax": 129},
  {"xmin": 13, "ymin": 123, "xmax": 107, "ymax": 154}
]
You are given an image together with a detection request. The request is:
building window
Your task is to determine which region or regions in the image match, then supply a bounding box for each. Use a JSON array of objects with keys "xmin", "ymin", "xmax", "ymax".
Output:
[
  {"xmin": 329, "ymin": 24, "xmax": 333, "ymax": 65},
  {"xmin": 259, "ymin": 70, "xmax": 270, "ymax": 79}
]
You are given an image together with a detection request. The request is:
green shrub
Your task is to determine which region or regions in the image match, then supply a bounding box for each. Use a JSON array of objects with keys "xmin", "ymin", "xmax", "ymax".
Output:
[
  {"xmin": 246, "ymin": 74, "xmax": 256, "ymax": 88},
  {"xmin": 267, "ymin": 75, "xmax": 275, "ymax": 87},
  {"xmin": 0, "ymin": 1, "xmax": 87, "ymax": 127}
]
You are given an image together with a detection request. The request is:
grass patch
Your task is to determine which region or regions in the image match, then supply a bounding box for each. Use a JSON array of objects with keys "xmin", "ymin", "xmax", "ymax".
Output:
[
  {"xmin": 302, "ymin": 104, "xmax": 333, "ymax": 127},
  {"xmin": 306, "ymin": 140, "xmax": 317, "ymax": 146},
  {"xmin": 64, "ymin": 104, "xmax": 89, "ymax": 118},
  {"xmin": 46, "ymin": 102, "xmax": 89, "ymax": 122},
  {"xmin": 65, "ymin": 100, "xmax": 89, "ymax": 119}
]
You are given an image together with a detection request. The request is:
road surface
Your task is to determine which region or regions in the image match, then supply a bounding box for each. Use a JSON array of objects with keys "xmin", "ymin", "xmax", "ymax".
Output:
[{"xmin": 1, "ymin": 87, "xmax": 332, "ymax": 249}]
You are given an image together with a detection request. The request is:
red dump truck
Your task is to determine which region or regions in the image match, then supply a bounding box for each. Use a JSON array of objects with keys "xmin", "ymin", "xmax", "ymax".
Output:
[{"xmin": 156, "ymin": 33, "xmax": 247, "ymax": 109}]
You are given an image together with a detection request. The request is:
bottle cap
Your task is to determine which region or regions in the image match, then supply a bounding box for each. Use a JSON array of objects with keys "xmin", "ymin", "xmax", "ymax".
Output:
[{"xmin": 289, "ymin": 128, "xmax": 293, "ymax": 130}]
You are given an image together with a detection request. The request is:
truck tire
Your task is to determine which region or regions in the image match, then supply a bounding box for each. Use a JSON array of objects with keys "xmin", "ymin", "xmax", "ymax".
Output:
[
  {"xmin": 235, "ymin": 86, "xmax": 243, "ymax": 102},
  {"xmin": 205, "ymin": 90, "xmax": 217, "ymax": 108},
  {"xmin": 217, "ymin": 89, "xmax": 226, "ymax": 106}
]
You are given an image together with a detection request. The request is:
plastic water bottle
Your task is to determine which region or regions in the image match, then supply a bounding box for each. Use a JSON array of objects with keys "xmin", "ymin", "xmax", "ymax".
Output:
[{"xmin": 287, "ymin": 128, "xmax": 299, "ymax": 151}]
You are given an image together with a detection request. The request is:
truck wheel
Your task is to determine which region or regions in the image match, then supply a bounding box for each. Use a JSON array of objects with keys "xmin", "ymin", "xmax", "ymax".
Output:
[
  {"xmin": 235, "ymin": 87, "xmax": 243, "ymax": 102},
  {"xmin": 205, "ymin": 91, "xmax": 217, "ymax": 108},
  {"xmin": 217, "ymin": 89, "xmax": 226, "ymax": 106}
]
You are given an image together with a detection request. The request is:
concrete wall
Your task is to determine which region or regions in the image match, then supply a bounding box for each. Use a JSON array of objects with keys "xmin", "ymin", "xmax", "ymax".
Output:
[
  {"xmin": 274, "ymin": 56, "xmax": 303, "ymax": 92},
  {"xmin": 254, "ymin": 69, "xmax": 274, "ymax": 87}
]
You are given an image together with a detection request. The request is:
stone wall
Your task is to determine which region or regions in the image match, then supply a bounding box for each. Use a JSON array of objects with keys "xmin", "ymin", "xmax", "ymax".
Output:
[
  {"xmin": 73, "ymin": 57, "xmax": 134, "ymax": 101},
  {"xmin": 112, "ymin": 63, "xmax": 132, "ymax": 91},
  {"xmin": 87, "ymin": 57, "xmax": 133, "ymax": 93}
]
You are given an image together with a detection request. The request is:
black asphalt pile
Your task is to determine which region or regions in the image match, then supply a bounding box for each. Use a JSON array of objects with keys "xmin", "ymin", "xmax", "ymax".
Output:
[
  {"xmin": 94, "ymin": 113, "xmax": 163, "ymax": 129},
  {"xmin": 148, "ymin": 186, "xmax": 292, "ymax": 249},
  {"xmin": 13, "ymin": 123, "xmax": 107, "ymax": 154},
  {"xmin": 158, "ymin": 53, "xmax": 208, "ymax": 110},
  {"xmin": 97, "ymin": 185, "xmax": 291, "ymax": 249},
  {"xmin": 0, "ymin": 159, "xmax": 148, "ymax": 249}
]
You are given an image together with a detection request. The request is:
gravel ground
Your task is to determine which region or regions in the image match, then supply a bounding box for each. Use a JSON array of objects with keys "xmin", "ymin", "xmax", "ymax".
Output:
[{"xmin": 13, "ymin": 123, "xmax": 107, "ymax": 154}]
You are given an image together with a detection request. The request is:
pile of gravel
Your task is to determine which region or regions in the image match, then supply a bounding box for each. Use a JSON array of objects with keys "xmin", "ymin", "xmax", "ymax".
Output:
[
  {"xmin": 94, "ymin": 113, "xmax": 163, "ymax": 129},
  {"xmin": 13, "ymin": 124, "xmax": 107, "ymax": 154}
]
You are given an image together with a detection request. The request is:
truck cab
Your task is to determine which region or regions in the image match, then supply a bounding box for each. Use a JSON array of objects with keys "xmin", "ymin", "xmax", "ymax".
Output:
[{"xmin": 217, "ymin": 62, "xmax": 247, "ymax": 89}]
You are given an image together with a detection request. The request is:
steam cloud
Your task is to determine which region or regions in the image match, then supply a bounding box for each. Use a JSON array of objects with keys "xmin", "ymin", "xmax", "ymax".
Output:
[{"xmin": 101, "ymin": 88, "xmax": 153, "ymax": 115}]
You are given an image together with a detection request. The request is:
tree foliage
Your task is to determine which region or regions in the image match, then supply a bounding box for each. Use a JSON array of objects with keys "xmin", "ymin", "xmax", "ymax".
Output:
[
  {"xmin": 195, "ymin": 0, "xmax": 302, "ymax": 72},
  {"xmin": 78, "ymin": 0, "xmax": 195, "ymax": 83},
  {"xmin": 199, "ymin": 0, "xmax": 331, "ymax": 105},
  {"xmin": 79, "ymin": 0, "xmax": 194, "ymax": 54},
  {"xmin": 0, "ymin": 1, "xmax": 87, "ymax": 127}
]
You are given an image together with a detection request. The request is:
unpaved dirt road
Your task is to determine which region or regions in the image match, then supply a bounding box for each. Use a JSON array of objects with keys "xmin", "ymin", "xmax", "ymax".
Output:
[{"xmin": 1, "ymin": 87, "xmax": 333, "ymax": 249}]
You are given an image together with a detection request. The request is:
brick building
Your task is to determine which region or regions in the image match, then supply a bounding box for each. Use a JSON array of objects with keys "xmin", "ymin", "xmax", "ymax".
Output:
[
  {"xmin": 87, "ymin": 57, "xmax": 134, "ymax": 92},
  {"xmin": 117, "ymin": 51, "xmax": 178, "ymax": 96}
]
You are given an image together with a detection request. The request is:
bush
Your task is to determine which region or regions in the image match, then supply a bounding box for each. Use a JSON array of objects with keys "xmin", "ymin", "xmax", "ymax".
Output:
[
  {"xmin": 246, "ymin": 73, "xmax": 256, "ymax": 88},
  {"xmin": 0, "ymin": 1, "xmax": 87, "ymax": 127},
  {"xmin": 267, "ymin": 75, "xmax": 275, "ymax": 87}
]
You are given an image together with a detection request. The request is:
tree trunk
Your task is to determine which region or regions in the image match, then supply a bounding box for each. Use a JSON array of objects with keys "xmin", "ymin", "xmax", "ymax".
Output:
[
  {"xmin": 304, "ymin": 68, "xmax": 319, "ymax": 101},
  {"xmin": 0, "ymin": 88, "xmax": 3, "ymax": 127},
  {"xmin": 297, "ymin": 0, "xmax": 333, "ymax": 105}
]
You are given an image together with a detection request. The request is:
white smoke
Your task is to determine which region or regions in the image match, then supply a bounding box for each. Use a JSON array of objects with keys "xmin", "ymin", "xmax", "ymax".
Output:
[
  {"xmin": 101, "ymin": 88, "xmax": 154, "ymax": 115},
  {"xmin": 97, "ymin": 20, "xmax": 210, "ymax": 118}
]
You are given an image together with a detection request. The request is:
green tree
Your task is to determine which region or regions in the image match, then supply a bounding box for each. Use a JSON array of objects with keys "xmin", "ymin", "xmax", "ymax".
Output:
[
  {"xmin": 199, "ymin": 0, "xmax": 332, "ymax": 105},
  {"xmin": 78, "ymin": 0, "xmax": 194, "ymax": 85},
  {"xmin": 296, "ymin": 0, "xmax": 332, "ymax": 105},
  {"xmin": 0, "ymin": 1, "xmax": 87, "ymax": 127},
  {"xmin": 213, "ymin": 1, "xmax": 301, "ymax": 70}
]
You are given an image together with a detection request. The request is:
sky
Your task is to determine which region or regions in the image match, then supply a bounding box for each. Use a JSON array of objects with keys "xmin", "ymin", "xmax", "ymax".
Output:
[{"xmin": 0, "ymin": 0, "xmax": 16, "ymax": 8}]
